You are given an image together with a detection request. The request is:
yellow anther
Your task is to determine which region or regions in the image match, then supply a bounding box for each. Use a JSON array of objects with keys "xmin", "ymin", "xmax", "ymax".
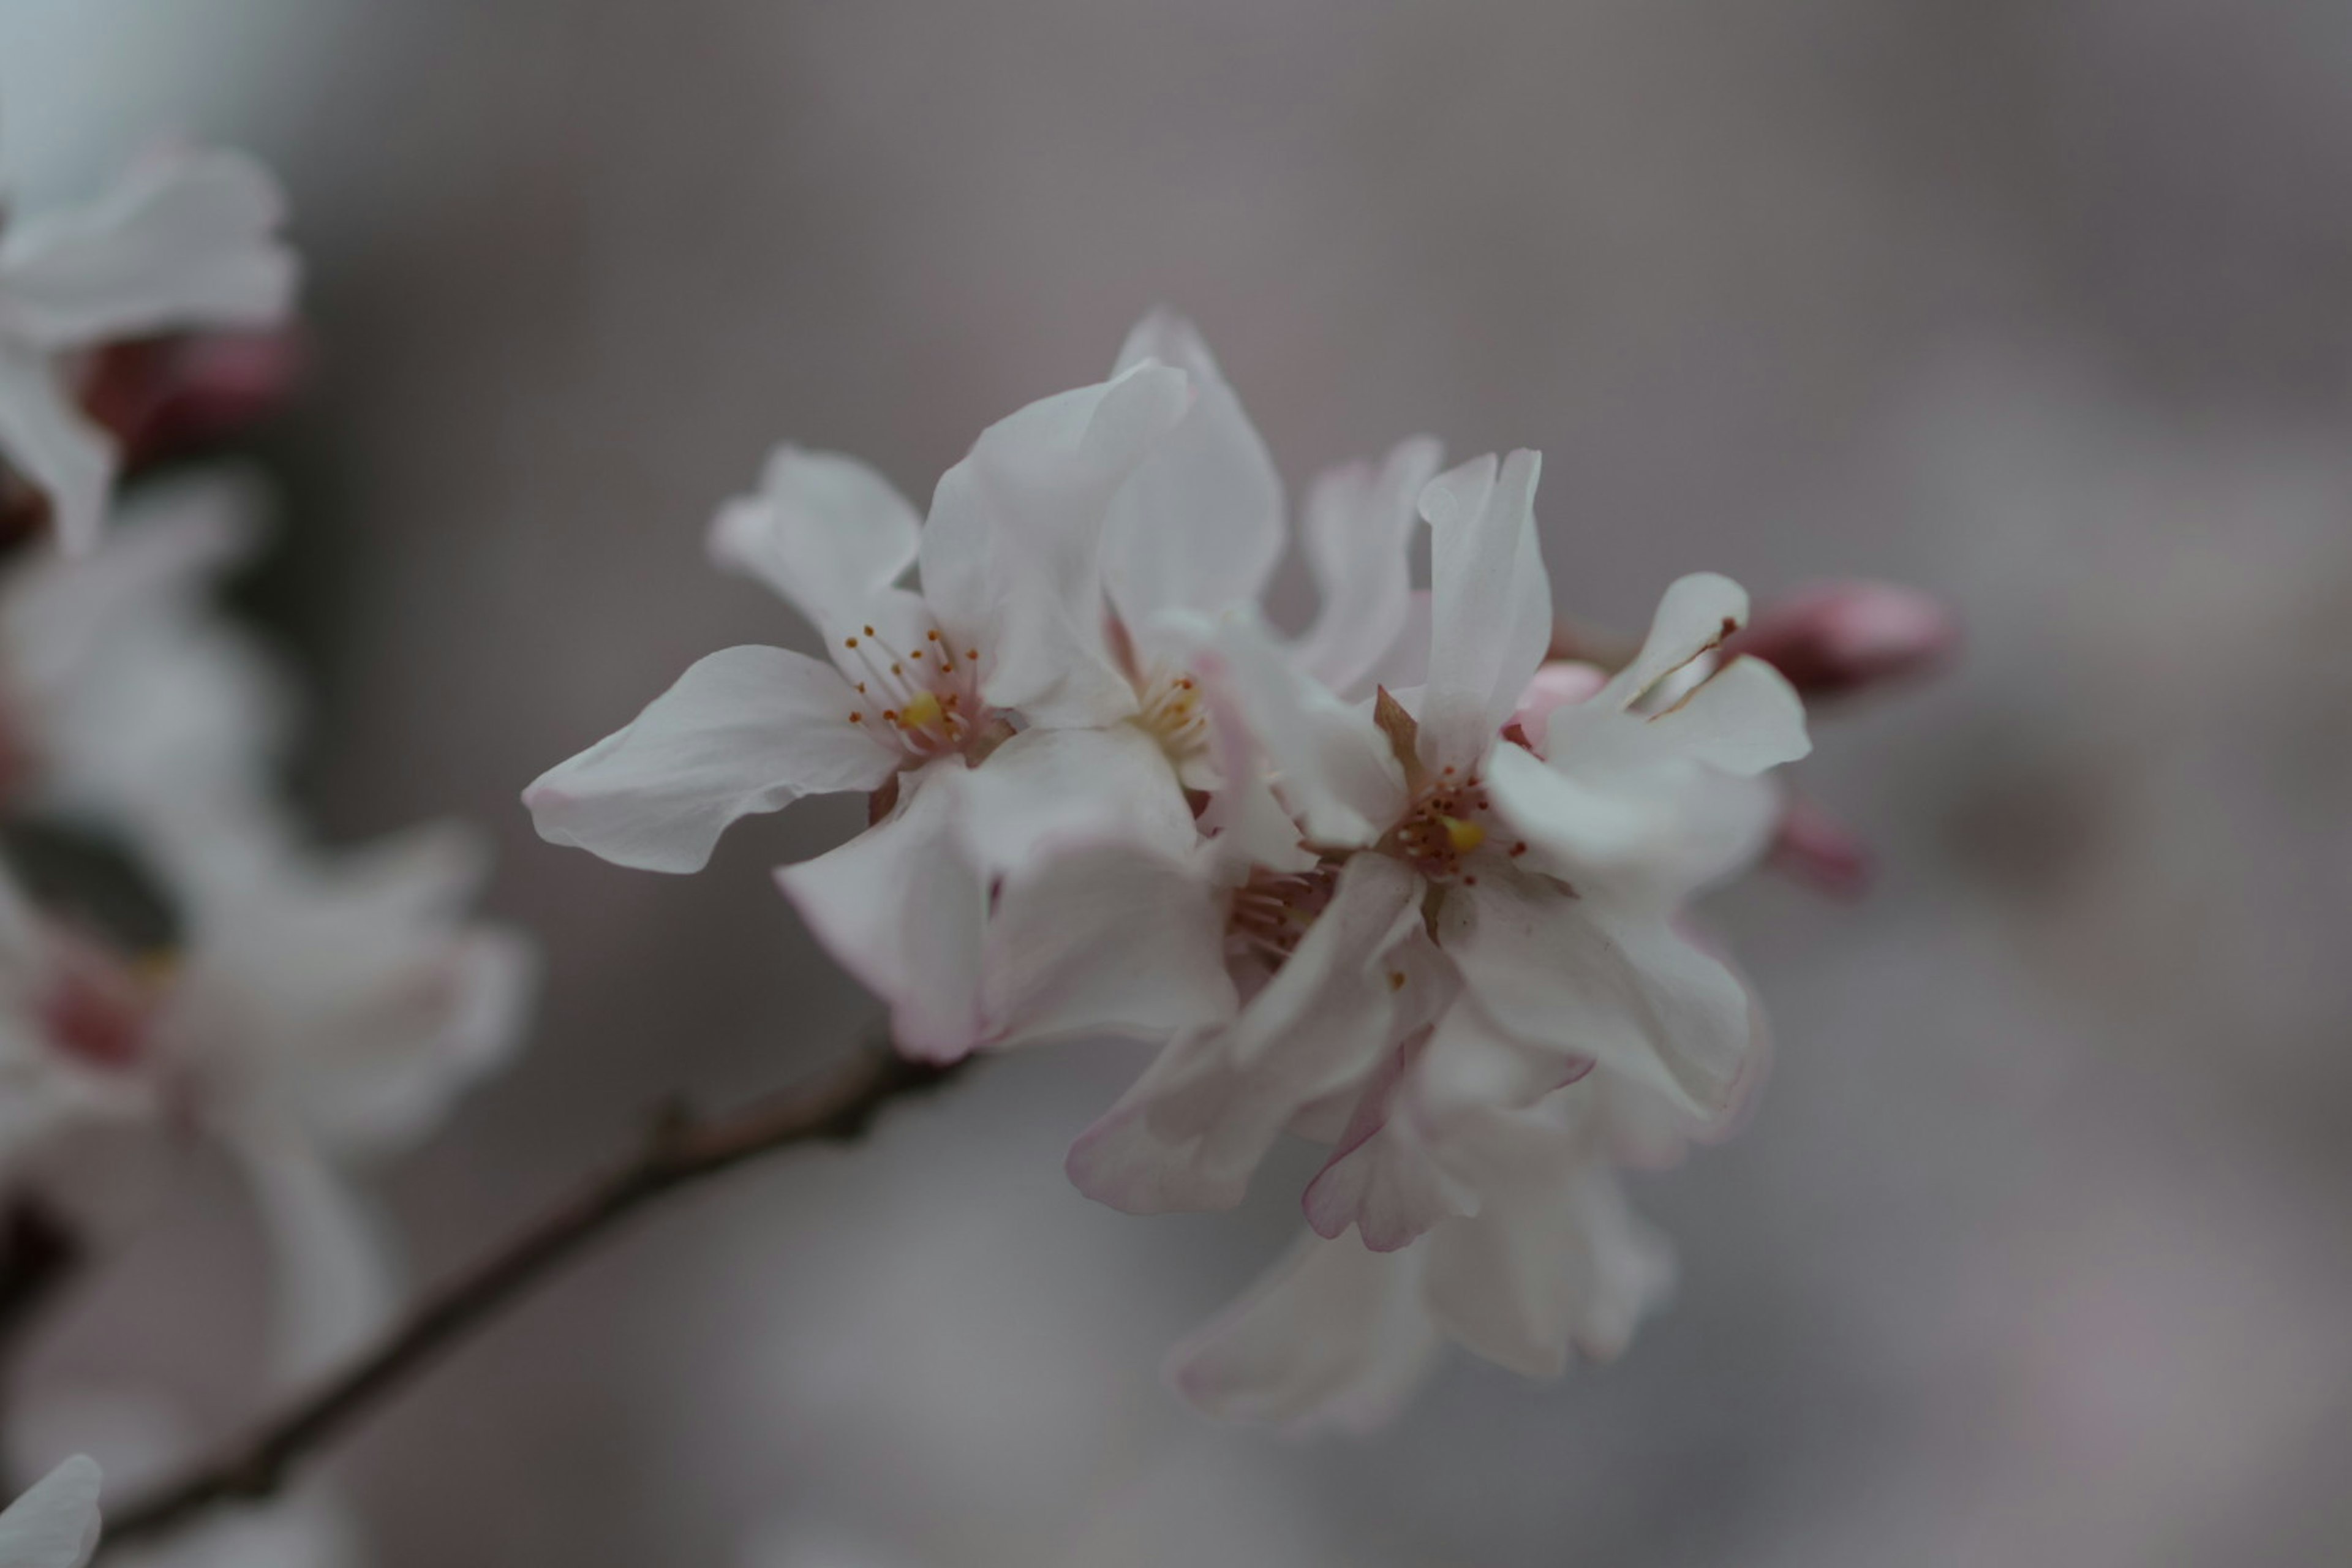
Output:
[
  {"xmin": 897, "ymin": 690, "xmax": 944, "ymax": 730},
  {"xmin": 1441, "ymin": 816, "xmax": 1486, "ymax": 855}
]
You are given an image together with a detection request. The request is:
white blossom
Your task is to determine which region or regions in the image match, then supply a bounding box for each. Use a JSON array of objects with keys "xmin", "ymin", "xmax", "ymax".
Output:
[{"xmin": 0, "ymin": 148, "xmax": 296, "ymax": 553}]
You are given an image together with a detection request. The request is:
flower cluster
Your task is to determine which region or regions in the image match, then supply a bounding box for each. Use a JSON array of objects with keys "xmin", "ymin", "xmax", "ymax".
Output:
[
  {"xmin": 0, "ymin": 148, "xmax": 532, "ymax": 1411},
  {"xmin": 530, "ymin": 311, "xmax": 1821, "ymax": 1427}
]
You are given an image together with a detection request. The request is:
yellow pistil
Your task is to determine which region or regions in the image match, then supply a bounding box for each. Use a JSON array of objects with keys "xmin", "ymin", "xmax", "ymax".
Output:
[
  {"xmin": 1441, "ymin": 816, "xmax": 1487, "ymax": 856},
  {"xmin": 897, "ymin": 690, "xmax": 944, "ymax": 731}
]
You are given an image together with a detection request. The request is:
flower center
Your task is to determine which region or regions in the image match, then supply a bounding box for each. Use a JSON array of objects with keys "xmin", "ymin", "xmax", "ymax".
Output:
[
  {"xmin": 1226, "ymin": 862, "xmax": 1341, "ymax": 964},
  {"xmin": 839, "ymin": 622, "xmax": 992, "ymax": 763},
  {"xmin": 1378, "ymin": 767, "xmax": 1524, "ymax": 884},
  {"xmin": 1133, "ymin": 665, "xmax": 1209, "ymax": 767}
]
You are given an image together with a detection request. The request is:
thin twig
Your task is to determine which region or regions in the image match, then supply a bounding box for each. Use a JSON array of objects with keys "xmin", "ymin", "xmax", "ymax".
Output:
[{"xmin": 102, "ymin": 1039, "xmax": 964, "ymax": 1552}]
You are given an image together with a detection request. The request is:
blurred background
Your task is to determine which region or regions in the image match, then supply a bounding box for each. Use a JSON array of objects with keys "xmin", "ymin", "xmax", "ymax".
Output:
[{"xmin": 6, "ymin": 1, "xmax": 2351, "ymax": 1563}]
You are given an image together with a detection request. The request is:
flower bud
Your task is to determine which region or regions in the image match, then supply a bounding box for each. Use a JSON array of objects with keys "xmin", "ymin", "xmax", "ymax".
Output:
[{"xmin": 1727, "ymin": 581, "xmax": 1956, "ymax": 703}]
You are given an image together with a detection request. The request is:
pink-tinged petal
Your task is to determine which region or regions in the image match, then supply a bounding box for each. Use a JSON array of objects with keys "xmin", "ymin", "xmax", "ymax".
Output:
[
  {"xmin": 1725, "ymin": 579, "xmax": 1959, "ymax": 702},
  {"xmin": 919, "ymin": 363, "xmax": 1191, "ymax": 728},
  {"xmin": 0, "ymin": 342, "xmax": 113, "ymax": 556},
  {"xmin": 524, "ymin": 646, "xmax": 898, "ymax": 873},
  {"xmin": 1509, "ymin": 660, "xmax": 1608, "ymax": 753},
  {"xmin": 1102, "ymin": 311, "xmax": 1284, "ymax": 626},
  {"xmin": 706, "ymin": 445, "xmax": 921, "ymax": 638},
  {"xmin": 1419, "ymin": 450, "xmax": 1551, "ymax": 772},
  {"xmin": 775, "ymin": 763, "xmax": 986, "ymax": 1061},
  {"xmin": 1294, "ymin": 436, "xmax": 1444, "ymax": 698},
  {"xmin": 1300, "ymin": 991, "xmax": 1551, "ymax": 1250},
  {"xmin": 1438, "ymin": 867, "xmax": 1757, "ymax": 1121},
  {"xmin": 983, "ymin": 840, "xmax": 1234, "ymax": 1051},
  {"xmin": 0, "ymin": 1455, "xmax": 103, "ymax": 1568},
  {"xmin": 0, "ymin": 148, "xmax": 296, "ymax": 349},
  {"xmin": 222, "ymin": 1122, "xmax": 398, "ymax": 1389},
  {"xmin": 1483, "ymin": 736, "xmax": 1785, "ymax": 900},
  {"xmin": 1066, "ymin": 853, "xmax": 1421, "ymax": 1214},
  {"xmin": 1425, "ymin": 1139, "xmax": 1675, "ymax": 1377},
  {"xmin": 1164, "ymin": 1231, "xmax": 1442, "ymax": 1436}
]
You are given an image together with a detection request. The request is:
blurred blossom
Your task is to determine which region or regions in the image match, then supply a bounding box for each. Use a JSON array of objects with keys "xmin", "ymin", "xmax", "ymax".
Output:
[
  {"xmin": 0, "ymin": 1453, "xmax": 99, "ymax": 1568},
  {"xmin": 0, "ymin": 147, "xmax": 295, "ymax": 553},
  {"xmin": 0, "ymin": 466, "xmax": 533, "ymax": 1382}
]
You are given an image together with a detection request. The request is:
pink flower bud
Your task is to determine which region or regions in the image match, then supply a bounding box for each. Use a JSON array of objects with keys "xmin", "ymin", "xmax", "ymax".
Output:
[
  {"xmin": 78, "ymin": 326, "xmax": 309, "ymax": 470},
  {"xmin": 1768, "ymin": 794, "xmax": 1874, "ymax": 899},
  {"xmin": 1508, "ymin": 659, "xmax": 1608, "ymax": 751},
  {"xmin": 1727, "ymin": 581, "xmax": 1957, "ymax": 703}
]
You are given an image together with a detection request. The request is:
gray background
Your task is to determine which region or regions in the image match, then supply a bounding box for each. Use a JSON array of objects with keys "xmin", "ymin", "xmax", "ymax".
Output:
[{"xmin": 6, "ymin": 2, "xmax": 2351, "ymax": 1563}]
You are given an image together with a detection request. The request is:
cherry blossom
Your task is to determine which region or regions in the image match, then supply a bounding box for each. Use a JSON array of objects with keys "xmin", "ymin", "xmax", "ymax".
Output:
[{"xmin": 0, "ymin": 148, "xmax": 296, "ymax": 553}]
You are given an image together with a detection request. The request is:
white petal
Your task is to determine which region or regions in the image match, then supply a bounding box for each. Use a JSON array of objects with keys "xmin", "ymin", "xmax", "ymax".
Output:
[
  {"xmin": 224, "ymin": 1125, "xmax": 399, "ymax": 1388},
  {"xmin": 524, "ymin": 646, "xmax": 898, "ymax": 873},
  {"xmin": 1645, "ymin": 654, "xmax": 1811, "ymax": 775},
  {"xmin": 1294, "ymin": 436, "xmax": 1444, "ymax": 699},
  {"xmin": 1164, "ymin": 1232, "xmax": 1441, "ymax": 1436},
  {"xmin": 706, "ymin": 445, "xmax": 921, "ymax": 638},
  {"xmin": 1193, "ymin": 660, "xmax": 1318, "ymax": 877},
  {"xmin": 951, "ymin": 723, "xmax": 1195, "ymax": 870},
  {"xmin": 1168, "ymin": 607, "xmax": 1404, "ymax": 848},
  {"xmin": 1419, "ymin": 450, "xmax": 1551, "ymax": 772},
  {"xmin": 0, "ymin": 341, "xmax": 113, "ymax": 556},
  {"xmin": 0, "ymin": 148, "xmax": 296, "ymax": 348},
  {"xmin": 1300, "ymin": 993, "xmax": 1550, "ymax": 1251},
  {"xmin": 918, "ymin": 363, "xmax": 1191, "ymax": 727},
  {"xmin": 1591, "ymin": 571, "xmax": 1749, "ymax": 710},
  {"xmin": 1425, "ymin": 1133, "xmax": 1675, "ymax": 1377},
  {"xmin": 162, "ymin": 824, "xmax": 535, "ymax": 1161},
  {"xmin": 1438, "ymin": 869, "xmax": 1757, "ymax": 1121},
  {"xmin": 0, "ymin": 1456, "xmax": 102, "ymax": 1568},
  {"xmin": 1065, "ymin": 853, "xmax": 1421, "ymax": 1213},
  {"xmin": 1102, "ymin": 311, "xmax": 1284, "ymax": 626},
  {"xmin": 775, "ymin": 763, "xmax": 987, "ymax": 1061},
  {"xmin": 1484, "ymin": 733, "xmax": 1785, "ymax": 900},
  {"xmin": 983, "ymin": 840, "xmax": 1235, "ymax": 1050}
]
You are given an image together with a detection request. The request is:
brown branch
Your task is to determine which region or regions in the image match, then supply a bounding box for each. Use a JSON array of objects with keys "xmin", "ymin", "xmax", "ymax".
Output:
[{"xmin": 101, "ymin": 1039, "xmax": 965, "ymax": 1553}]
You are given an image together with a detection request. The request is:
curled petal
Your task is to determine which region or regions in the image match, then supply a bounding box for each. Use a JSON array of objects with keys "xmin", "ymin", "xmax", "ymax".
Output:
[
  {"xmin": 1593, "ymin": 571, "xmax": 1749, "ymax": 710},
  {"xmin": 524, "ymin": 646, "xmax": 898, "ymax": 873}
]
